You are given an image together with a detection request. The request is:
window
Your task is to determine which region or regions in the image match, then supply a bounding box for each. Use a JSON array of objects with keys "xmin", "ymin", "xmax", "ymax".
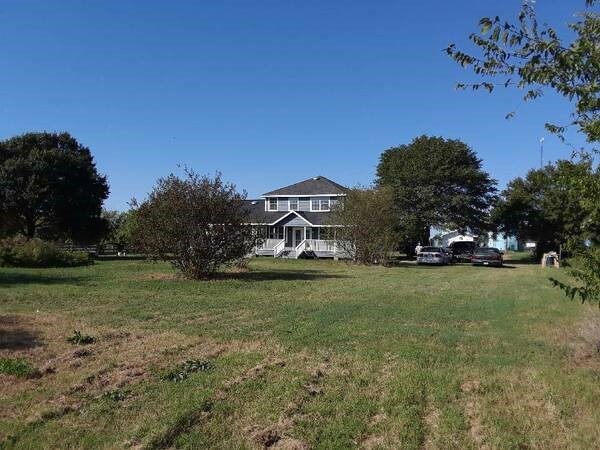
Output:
[
  {"xmin": 268, "ymin": 226, "xmax": 284, "ymax": 239},
  {"xmin": 319, "ymin": 199, "xmax": 330, "ymax": 211},
  {"xmin": 311, "ymin": 199, "xmax": 319, "ymax": 211},
  {"xmin": 268, "ymin": 198, "xmax": 277, "ymax": 211},
  {"xmin": 289, "ymin": 198, "xmax": 298, "ymax": 210}
]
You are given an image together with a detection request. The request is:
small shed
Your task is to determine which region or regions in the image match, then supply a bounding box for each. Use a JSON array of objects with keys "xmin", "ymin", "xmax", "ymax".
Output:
[{"xmin": 541, "ymin": 252, "xmax": 560, "ymax": 268}]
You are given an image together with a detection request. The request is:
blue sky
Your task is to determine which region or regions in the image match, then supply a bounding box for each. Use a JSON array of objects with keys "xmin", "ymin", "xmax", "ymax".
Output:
[{"xmin": 0, "ymin": 0, "xmax": 590, "ymax": 210}]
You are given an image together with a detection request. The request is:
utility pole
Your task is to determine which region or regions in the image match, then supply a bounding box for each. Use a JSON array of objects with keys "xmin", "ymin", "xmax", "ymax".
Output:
[{"xmin": 539, "ymin": 137, "xmax": 544, "ymax": 169}]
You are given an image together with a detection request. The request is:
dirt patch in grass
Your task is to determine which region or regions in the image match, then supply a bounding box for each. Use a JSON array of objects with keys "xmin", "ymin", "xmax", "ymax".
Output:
[
  {"xmin": 544, "ymin": 308, "xmax": 600, "ymax": 371},
  {"xmin": 422, "ymin": 401, "xmax": 441, "ymax": 450},
  {"xmin": 218, "ymin": 357, "xmax": 286, "ymax": 397},
  {"xmin": 568, "ymin": 314, "xmax": 600, "ymax": 369},
  {"xmin": 460, "ymin": 380, "xmax": 488, "ymax": 449},
  {"xmin": 240, "ymin": 358, "xmax": 333, "ymax": 449},
  {"xmin": 0, "ymin": 312, "xmax": 273, "ymax": 426},
  {"xmin": 132, "ymin": 271, "xmax": 180, "ymax": 281}
]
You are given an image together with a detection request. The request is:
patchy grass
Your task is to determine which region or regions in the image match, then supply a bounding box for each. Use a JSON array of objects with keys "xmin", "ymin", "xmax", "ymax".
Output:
[
  {"xmin": 1, "ymin": 258, "xmax": 600, "ymax": 449},
  {"xmin": 0, "ymin": 357, "xmax": 39, "ymax": 378}
]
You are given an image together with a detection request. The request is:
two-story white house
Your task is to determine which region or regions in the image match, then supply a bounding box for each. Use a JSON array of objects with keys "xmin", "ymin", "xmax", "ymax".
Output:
[{"xmin": 244, "ymin": 176, "xmax": 348, "ymax": 258}]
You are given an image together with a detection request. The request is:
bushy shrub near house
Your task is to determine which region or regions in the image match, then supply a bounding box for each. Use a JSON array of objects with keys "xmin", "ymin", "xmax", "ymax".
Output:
[
  {"xmin": 131, "ymin": 170, "xmax": 259, "ymax": 279},
  {"xmin": 0, "ymin": 236, "xmax": 91, "ymax": 268}
]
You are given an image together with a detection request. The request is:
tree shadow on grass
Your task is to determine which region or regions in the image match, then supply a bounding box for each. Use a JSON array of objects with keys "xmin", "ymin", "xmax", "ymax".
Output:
[
  {"xmin": 0, "ymin": 272, "xmax": 90, "ymax": 287},
  {"xmin": 211, "ymin": 269, "xmax": 352, "ymax": 282},
  {"xmin": 384, "ymin": 261, "xmax": 518, "ymax": 269},
  {"xmin": 507, "ymin": 259, "xmax": 539, "ymax": 265},
  {"xmin": 0, "ymin": 315, "xmax": 43, "ymax": 350}
]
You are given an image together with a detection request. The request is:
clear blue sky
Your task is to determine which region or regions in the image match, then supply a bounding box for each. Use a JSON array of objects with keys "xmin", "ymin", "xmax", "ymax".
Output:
[{"xmin": 0, "ymin": 0, "xmax": 589, "ymax": 210}]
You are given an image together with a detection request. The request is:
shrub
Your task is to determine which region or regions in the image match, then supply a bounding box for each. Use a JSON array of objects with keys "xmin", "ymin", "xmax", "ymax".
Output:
[
  {"xmin": 132, "ymin": 170, "xmax": 260, "ymax": 279},
  {"xmin": 103, "ymin": 389, "xmax": 131, "ymax": 401},
  {"xmin": 0, "ymin": 236, "xmax": 91, "ymax": 268},
  {"xmin": 67, "ymin": 330, "xmax": 95, "ymax": 345},
  {"xmin": 161, "ymin": 359, "xmax": 215, "ymax": 382},
  {"xmin": 0, "ymin": 357, "xmax": 40, "ymax": 378},
  {"xmin": 328, "ymin": 187, "xmax": 399, "ymax": 264}
]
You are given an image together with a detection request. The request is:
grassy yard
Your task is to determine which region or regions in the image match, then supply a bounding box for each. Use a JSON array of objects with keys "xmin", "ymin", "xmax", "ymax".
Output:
[{"xmin": 1, "ymin": 258, "xmax": 600, "ymax": 449}]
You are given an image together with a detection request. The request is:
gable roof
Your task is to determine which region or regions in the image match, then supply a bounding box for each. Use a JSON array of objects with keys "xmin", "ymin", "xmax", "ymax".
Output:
[
  {"xmin": 262, "ymin": 176, "xmax": 349, "ymax": 196},
  {"xmin": 242, "ymin": 200, "xmax": 336, "ymax": 226}
]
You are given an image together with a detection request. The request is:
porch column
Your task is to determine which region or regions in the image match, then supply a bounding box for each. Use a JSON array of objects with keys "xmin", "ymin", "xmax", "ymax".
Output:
[{"xmin": 304, "ymin": 226, "xmax": 307, "ymax": 240}]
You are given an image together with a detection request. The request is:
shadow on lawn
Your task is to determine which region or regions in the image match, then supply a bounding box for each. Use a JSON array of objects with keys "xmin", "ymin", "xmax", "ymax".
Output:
[
  {"xmin": 213, "ymin": 269, "xmax": 352, "ymax": 282},
  {"xmin": 0, "ymin": 272, "xmax": 89, "ymax": 287},
  {"xmin": 385, "ymin": 261, "xmax": 517, "ymax": 269},
  {"xmin": 0, "ymin": 315, "xmax": 43, "ymax": 350}
]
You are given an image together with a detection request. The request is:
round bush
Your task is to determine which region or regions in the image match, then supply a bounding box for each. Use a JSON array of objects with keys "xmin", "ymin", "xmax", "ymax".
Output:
[{"xmin": 0, "ymin": 236, "xmax": 92, "ymax": 268}]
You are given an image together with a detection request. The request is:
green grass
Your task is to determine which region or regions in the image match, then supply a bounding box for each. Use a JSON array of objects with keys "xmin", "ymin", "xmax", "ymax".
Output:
[
  {"xmin": 0, "ymin": 357, "xmax": 38, "ymax": 378},
  {"xmin": 1, "ymin": 258, "xmax": 599, "ymax": 449}
]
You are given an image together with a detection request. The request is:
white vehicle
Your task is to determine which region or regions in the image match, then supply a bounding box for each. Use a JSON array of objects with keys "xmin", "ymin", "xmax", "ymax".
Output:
[{"xmin": 416, "ymin": 246, "xmax": 450, "ymax": 265}]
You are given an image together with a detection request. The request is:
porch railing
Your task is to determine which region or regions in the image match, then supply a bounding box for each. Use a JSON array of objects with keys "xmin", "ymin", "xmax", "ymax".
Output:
[
  {"xmin": 294, "ymin": 239, "xmax": 307, "ymax": 258},
  {"xmin": 257, "ymin": 239, "xmax": 284, "ymax": 250},
  {"xmin": 305, "ymin": 239, "xmax": 337, "ymax": 253},
  {"xmin": 273, "ymin": 239, "xmax": 286, "ymax": 257}
]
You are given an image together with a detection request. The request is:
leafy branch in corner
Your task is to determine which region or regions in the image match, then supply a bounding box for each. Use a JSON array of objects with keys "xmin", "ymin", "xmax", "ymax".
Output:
[{"xmin": 446, "ymin": 0, "xmax": 600, "ymax": 143}]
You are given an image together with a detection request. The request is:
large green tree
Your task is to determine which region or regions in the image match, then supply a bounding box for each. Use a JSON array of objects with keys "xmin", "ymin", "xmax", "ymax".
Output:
[
  {"xmin": 0, "ymin": 132, "xmax": 109, "ymax": 242},
  {"xmin": 448, "ymin": 0, "xmax": 600, "ymax": 305},
  {"xmin": 492, "ymin": 160, "xmax": 596, "ymax": 257},
  {"xmin": 376, "ymin": 136, "xmax": 497, "ymax": 251}
]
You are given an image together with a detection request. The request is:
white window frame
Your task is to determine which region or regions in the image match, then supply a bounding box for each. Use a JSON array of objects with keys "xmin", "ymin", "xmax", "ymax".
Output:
[
  {"xmin": 268, "ymin": 198, "xmax": 278, "ymax": 211},
  {"xmin": 289, "ymin": 198, "xmax": 299, "ymax": 211},
  {"xmin": 310, "ymin": 198, "xmax": 320, "ymax": 211},
  {"xmin": 319, "ymin": 199, "xmax": 330, "ymax": 211}
]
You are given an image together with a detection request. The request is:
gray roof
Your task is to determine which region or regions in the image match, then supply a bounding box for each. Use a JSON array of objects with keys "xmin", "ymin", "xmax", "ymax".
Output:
[
  {"xmin": 242, "ymin": 200, "xmax": 334, "ymax": 226},
  {"xmin": 262, "ymin": 176, "xmax": 348, "ymax": 196}
]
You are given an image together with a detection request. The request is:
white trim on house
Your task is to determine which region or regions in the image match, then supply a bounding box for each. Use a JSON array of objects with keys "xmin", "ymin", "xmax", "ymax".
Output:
[
  {"xmin": 262, "ymin": 193, "xmax": 346, "ymax": 198},
  {"xmin": 268, "ymin": 210, "xmax": 314, "ymax": 227}
]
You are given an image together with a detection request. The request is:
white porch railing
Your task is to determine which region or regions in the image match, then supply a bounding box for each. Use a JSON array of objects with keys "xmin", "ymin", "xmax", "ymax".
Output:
[
  {"xmin": 257, "ymin": 239, "xmax": 284, "ymax": 251},
  {"xmin": 305, "ymin": 239, "xmax": 337, "ymax": 253},
  {"xmin": 294, "ymin": 239, "xmax": 307, "ymax": 258},
  {"xmin": 273, "ymin": 239, "xmax": 286, "ymax": 257}
]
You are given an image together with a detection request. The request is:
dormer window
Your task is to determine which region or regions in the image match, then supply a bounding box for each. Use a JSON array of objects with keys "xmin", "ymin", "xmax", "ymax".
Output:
[
  {"xmin": 268, "ymin": 198, "xmax": 278, "ymax": 211},
  {"xmin": 289, "ymin": 198, "xmax": 298, "ymax": 210},
  {"xmin": 320, "ymin": 199, "xmax": 330, "ymax": 211}
]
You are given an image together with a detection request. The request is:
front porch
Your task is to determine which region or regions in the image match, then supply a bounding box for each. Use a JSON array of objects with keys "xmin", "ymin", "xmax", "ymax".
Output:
[{"xmin": 253, "ymin": 225, "xmax": 343, "ymax": 259}]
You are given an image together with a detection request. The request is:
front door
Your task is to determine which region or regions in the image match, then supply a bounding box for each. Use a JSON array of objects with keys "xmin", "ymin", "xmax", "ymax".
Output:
[{"xmin": 294, "ymin": 228, "xmax": 303, "ymax": 248}]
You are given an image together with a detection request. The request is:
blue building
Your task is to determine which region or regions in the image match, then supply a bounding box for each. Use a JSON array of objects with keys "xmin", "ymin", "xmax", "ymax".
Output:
[{"xmin": 486, "ymin": 233, "xmax": 520, "ymax": 251}]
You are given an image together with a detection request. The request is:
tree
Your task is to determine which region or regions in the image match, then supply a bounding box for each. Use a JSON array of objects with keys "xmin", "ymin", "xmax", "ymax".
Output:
[
  {"xmin": 376, "ymin": 136, "xmax": 497, "ymax": 252},
  {"xmin": 492, "ymin": 160, "xmax": 595, "ymax": 257},
  {"xmin": 0, "ymin": 132, "xmax": 109, "ymax": 242},
  {"xmin": 447, "ymin": 0, "xmax": 600, "ymax": 305},
  {"xmin": 446, "ymin": 1, "xmax": 599, "ymax": 142},
  {"xmin": 131, "ymin": 170, "xmax": 259, "ymax": 279},
  {"xmin": 100, "ymin": 209, "xmax": 138, "ymax": 251},
  {"xmin": 328, "ymin": 187, "xmax": 398, "ymax": 264}
]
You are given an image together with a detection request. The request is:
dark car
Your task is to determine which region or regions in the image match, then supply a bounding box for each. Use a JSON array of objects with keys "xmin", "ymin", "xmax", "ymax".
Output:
[
  {"xmin": 449, "ymin": 241, "xmax": 477, "ymax": 263},
  {"xmin": 472, "ymin": 247, "xmax": 503, "ymax": 267}
]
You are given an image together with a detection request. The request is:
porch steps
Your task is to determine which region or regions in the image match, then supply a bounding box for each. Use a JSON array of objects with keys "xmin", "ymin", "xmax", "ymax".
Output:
[{"xmin": 276, "ymin": 249, "xmax": 297, "ymax": 259}]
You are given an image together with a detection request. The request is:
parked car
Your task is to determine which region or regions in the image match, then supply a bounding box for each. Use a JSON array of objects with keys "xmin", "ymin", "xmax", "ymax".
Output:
[
  {"xmin": 417, "ymin": 247, "xmax": 450, "ymax": 265},
  {"xmin": 449, "ymin": 241, "xmax": 477, "ymax": 263},
  {"xmin": 471, "ymin": 247, "xmax": 503, "ymax": 267},
  {"xmin": 442, "ymin": 247, "xmax": 454, "ymax": 263}
]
